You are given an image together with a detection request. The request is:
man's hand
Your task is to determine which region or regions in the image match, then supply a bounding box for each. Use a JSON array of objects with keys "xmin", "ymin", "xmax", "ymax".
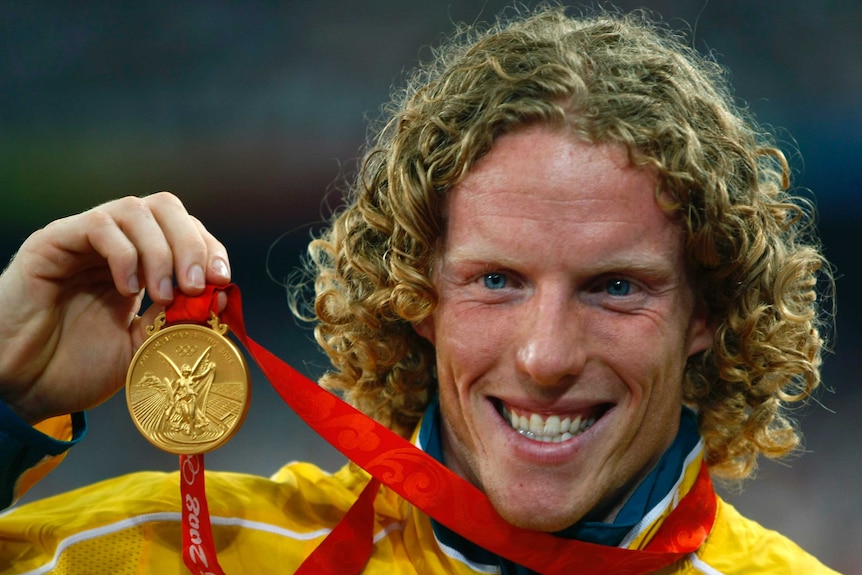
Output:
[{"xmin": 0, "ymin": 192, "xmax": 231, "ymax": 424}]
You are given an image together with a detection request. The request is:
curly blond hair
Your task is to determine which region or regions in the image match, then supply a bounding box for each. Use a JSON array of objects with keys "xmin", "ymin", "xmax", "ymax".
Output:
[{"xmin": 294, "ymin": 6, "xmax": 832, "ymax": 480}]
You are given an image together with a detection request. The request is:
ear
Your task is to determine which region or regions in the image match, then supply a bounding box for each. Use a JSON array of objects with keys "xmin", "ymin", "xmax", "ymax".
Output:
[
  {"xmin": 685, "ymin": 300, "xmax": 715, "ymax": 358},
  {"xmin": 413, "ymin": 315, "xmax": 436, "ymax": 346}
]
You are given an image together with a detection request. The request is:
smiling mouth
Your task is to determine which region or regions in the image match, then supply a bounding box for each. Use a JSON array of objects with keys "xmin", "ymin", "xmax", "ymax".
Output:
[{"xmin": 498, "ymin": 402, "xmax": 609, "ymax": 443}]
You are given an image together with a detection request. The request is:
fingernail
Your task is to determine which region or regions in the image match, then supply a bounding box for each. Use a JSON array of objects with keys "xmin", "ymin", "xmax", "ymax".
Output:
[
  {"xmin": 212, "ymin": 258, "xmax": 230, "ymax": 281},
  {"xmin": 128, "ymin": 274, "xmax": 140, "ymax": 294},
  {"xmin": 188, "ymin": 264, "xmax": 204, "ymax": 289},
  {"xmin": 159, "ymin": 277, "xmax": 174, "ymax": 301}
]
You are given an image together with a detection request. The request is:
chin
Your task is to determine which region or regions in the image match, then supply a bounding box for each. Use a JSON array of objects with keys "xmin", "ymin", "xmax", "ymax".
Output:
[
  {"xmin": 492, "ymin": 497, "xmax": 586, "ymax": 533},
  {"xmin": 501, "ymin": 511, "xmax": 579, "ymax": 533}
]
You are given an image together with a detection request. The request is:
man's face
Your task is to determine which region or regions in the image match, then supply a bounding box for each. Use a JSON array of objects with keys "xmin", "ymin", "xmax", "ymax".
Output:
[{"xmin": 415, "ymin": 124, "xmax": 713, "ymax": 531}]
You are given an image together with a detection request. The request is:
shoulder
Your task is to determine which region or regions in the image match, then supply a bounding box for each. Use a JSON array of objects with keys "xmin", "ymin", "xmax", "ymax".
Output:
[
  {"xmin": 0, "ymin": 463, "xmax": 381, "ymax": 574},
  {"xmin": 690, "ymin": 497, "xmax": 839, "ymax": 574}
]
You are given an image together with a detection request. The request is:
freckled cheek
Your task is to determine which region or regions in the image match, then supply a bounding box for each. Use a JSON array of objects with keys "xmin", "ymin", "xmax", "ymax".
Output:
[
  {"xmin": 615, "ymin": 346, "xmax": 688, "ymax": 411},
  {"xmin": 435, "ymin": 307, "xmax": 513, "ymax": 391},
  {"xmin": 594, "ymin": 321, "xmax": 684, "ymax": 399}
]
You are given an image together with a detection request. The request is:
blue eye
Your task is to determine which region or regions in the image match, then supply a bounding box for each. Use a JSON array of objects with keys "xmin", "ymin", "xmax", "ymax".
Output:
[
  {"xmin": 483, "ymin": 273, "xmax": 507, "ymax": 290},
  {"xmin": 606, "ymin": 279, "xmax": 632, "ymax": 296}
]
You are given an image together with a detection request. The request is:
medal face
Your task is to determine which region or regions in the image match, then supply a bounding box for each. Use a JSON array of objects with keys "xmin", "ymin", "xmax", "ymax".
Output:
[{"xmin": 126, "ymin": 318, "xmax": 251, "ymax": 454}]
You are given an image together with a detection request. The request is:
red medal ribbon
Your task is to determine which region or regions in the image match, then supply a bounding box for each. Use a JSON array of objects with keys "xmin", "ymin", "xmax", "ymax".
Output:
[
  {"xmin": 161, "ymin": 296, "xmax": 229, "ymax": 575},
  {"xmin": 165, "ymin": 286, "xmax": 717, "ymax": 575},
  {"xmin": 180, "ymin": 454, "xmax": 227, "ymax": 575}
]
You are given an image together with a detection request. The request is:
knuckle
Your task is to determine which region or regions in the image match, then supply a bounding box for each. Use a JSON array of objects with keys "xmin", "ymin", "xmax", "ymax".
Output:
[
  {"xmin": 84, "ymin": 206, "xmax": 116, "ymax": 225},
  {"xmin": 105, "ymin": 196, "xmax": 154, "ymax": 223},
  {"xmin": 147, "ymin": 190, "xmax": 185, "ymax": 211},
  {"xmin": 115, "ymin": 195, "xmax": 150, "ymax": 212},
  {"xmin": 147, "ymin": 243, "xmax": 174, "ymax": 264},
  {"xmin": 110, "ymin": 242, "xmax": 139, "ymax": 267},
  {"xmin": 80, "ymin": 209, "xmax": 121, "ymax": 239}
]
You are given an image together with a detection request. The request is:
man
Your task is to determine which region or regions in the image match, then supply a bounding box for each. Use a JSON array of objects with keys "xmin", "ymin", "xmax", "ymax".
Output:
[{"xmin": 0, "ymin": 7, "xmax": 838, "ymax": 574}]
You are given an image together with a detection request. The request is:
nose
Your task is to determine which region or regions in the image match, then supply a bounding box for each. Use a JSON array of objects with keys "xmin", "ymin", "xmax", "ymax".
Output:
[{"xmin": 515, "ymin": 288, "xmax": 587, "ymax": 387}]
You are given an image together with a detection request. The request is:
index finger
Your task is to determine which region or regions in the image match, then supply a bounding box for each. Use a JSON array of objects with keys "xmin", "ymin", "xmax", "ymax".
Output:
[{"xmin": 145, "ymin": 192, "xmax": 231, "ymax": 295}]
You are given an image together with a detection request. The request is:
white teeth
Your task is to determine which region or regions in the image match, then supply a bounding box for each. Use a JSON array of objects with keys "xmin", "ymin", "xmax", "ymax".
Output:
[
  {"xmin": 529, "ymin": 413, "xmax": 544, "ymax": 435},
  {"xmin": 543, "ymin": 415, "xmax": 560, "ymax": 436},
  {"xmin": 502, "ymin": 406, "xmax": 596, "ymax": 443}
]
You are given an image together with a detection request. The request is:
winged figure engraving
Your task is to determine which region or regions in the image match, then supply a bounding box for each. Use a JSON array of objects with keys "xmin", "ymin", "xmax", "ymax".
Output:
[{"xmin": 159, "ymin": 346, "xmax": 216, "ymax": 437}]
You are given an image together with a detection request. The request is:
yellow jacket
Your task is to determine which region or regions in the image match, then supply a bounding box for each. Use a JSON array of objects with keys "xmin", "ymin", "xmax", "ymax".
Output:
[{"xmin": 0, "ymin": 437, "xmax": 838, "ymax": 574}]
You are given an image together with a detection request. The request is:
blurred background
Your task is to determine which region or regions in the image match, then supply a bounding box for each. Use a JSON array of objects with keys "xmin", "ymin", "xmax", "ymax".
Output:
[{"xmin": 2, "ymin": 1, "xmax": 859, "ymax": 572}]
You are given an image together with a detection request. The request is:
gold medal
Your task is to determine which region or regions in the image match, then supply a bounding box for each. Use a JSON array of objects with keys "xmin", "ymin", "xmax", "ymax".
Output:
[{"xmin": 126, "ymin": 312, "xmax": 251, "ymax": 454}]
